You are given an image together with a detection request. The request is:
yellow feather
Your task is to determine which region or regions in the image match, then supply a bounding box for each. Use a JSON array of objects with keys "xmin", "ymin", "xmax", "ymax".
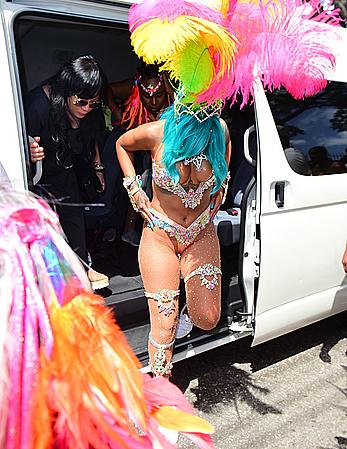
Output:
[
  {"xmin": 220, "ymin": 0, "xmax": 230, "ymax": 15},
  {"xmin": 131, "ymin": 16, "xmax": 237, "ymax": 98},
  {"xmin": 131, "ymin": 17, "xmax": 200, "ymax": 65},
  {"xmin": 152, "ymin": 406, "xmax": 215, "ymax": 434}
]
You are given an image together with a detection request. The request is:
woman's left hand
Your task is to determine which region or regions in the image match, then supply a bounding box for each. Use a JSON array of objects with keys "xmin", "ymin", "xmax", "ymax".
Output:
[
  {"xmin": 210, "ymin": 189, "xmax": 223, "ymax": 220},
  {"xmin": 95, "ymin": 172, "xmax": 106, "ymax": 192}
]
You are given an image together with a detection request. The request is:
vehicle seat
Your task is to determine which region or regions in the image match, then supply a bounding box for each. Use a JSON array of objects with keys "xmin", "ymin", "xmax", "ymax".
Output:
[{"xmin": 214, "ymin": 131, "xmax": 256, "ymax": 246}]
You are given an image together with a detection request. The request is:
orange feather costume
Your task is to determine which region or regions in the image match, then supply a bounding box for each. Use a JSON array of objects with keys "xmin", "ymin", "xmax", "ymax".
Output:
[{"xmin": 0, "ymin": 188, "xmax": 214, "ymax": 449}]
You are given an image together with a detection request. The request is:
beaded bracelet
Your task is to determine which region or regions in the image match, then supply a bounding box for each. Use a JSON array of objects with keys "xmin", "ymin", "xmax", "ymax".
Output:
[
  {"xmin": 123, "ymin": 175, "xmax": 142, "ymax": 191},
  {"xmin": 123, "ymin": 175, "xmax": 143, "ymax": 212}
]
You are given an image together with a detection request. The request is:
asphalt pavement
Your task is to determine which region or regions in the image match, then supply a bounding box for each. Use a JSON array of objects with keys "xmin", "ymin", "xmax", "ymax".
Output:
[{"xmin": 172, "ymin": 312, "xmax": 347, "ymax": 449}]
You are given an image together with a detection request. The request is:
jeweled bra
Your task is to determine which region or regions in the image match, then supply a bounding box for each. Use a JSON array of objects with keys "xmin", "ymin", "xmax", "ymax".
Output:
[{"xmin": 152, "ymin": 158, "xmax": 215, "ymax": 210}]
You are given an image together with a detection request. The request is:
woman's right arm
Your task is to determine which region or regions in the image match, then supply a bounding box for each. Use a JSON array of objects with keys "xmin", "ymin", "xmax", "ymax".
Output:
[{"xmin": 116, "ymin": 121, "xmax": 160, "ymax": 225}]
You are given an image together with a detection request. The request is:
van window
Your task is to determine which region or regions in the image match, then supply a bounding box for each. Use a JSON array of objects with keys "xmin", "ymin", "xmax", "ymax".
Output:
[{"xmin": 266, "ymin": 81, "xmax": 347, "ymax": 176}]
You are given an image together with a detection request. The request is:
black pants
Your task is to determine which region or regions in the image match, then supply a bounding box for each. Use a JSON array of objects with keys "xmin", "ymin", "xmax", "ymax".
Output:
[
  {"xmin": 84, "ymin": 128, "xmax": 128, "ymax": 232},
  {"xmin": 37, "ymin": 168, "xmax": 88, "ymax": 265},
  {"xmin": 57, "ymin": 203, "xmax": 88, "ymax": 264}
]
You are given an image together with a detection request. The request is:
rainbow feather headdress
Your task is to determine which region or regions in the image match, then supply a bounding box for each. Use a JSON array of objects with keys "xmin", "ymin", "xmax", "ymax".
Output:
[
  {"xmin": 0, "ymin": 187, "xmax": 216, "ymax": 449},
  {"xmin": 129, "ymin": 0, "xmax": 342, "ymax": 112}
]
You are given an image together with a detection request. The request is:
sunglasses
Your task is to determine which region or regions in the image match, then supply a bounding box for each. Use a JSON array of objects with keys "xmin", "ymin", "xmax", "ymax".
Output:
[{"xmin": 72, "ymin": 95, "xmax": 103, "ymax": 109}]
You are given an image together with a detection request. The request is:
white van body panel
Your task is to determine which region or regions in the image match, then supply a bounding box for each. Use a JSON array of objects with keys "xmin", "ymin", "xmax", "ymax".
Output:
[
  {"xmin": 0, "ymin": 8, "xmax": 27, "ymax": 190},
  {"xmin": 3, "ymin": 0, "xmax": 132, "ymax": 18},
  {"xmin": 252, "ymin": 32, "xmax": 347, "ymax": 345}
]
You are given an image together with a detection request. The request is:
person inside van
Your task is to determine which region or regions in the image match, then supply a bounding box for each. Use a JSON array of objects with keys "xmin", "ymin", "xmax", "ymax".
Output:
[
  {"xmin": 107, "ymin": 62, "xmax": 173, "ymax": 130},
  {"xmin": 26, "ymin": 54, "xmax": 109, "ymax": 290},
  {"xmin": 107, "ymin": 63, "xmax": 174, "ymax": 246},
  {"xmin": 277, "ymin": 126, "xmax": 311, "ymax": 175},
  {"xmin": 308, "ymin": 145, "xmax": 333, "ymax": 175}
]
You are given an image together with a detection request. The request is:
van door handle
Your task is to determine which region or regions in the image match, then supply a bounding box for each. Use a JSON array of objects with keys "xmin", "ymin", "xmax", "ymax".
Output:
[
  {"xmin": 243, "ymin": 125, "xmax": 256, "ymax": 167},
  {"xmin": 275, "ymin": 181, "xmax": 285, "ymax": 208}
]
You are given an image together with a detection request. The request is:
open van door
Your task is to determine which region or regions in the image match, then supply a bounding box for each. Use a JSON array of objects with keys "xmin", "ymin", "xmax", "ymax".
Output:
[
  {"xmin": 1, "ymin": 0, "xmax": 134, "ymax": 190},
  {"xmin": 252, "ymin": 78, "xmax": 347, "ymax": 346}
]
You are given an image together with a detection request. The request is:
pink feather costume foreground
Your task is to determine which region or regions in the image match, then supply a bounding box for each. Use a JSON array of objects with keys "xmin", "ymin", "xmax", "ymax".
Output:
[
  {"xmin": 129, "ymin": 0, "xmax": 342, "ymax": 107},
  {"xmin": 0, "ymin": 187, "xmax": 215, "ymax": 449}
]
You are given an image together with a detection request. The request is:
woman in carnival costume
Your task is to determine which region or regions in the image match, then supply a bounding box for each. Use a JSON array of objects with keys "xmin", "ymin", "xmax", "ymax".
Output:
[
  {"xmin": 0, "ymin": 186, "xmax": 216, "ymax": 449},
  {"xmin": 108, "ymin": 62, "xmax": 173, "ymax": 130},
  {"xmin": 116, "ymin": 0, "xmax": 342, "ymax": 377},
  {"xmin": 108, "ymin": 63, "xmax": 174, "ymax": 246}
]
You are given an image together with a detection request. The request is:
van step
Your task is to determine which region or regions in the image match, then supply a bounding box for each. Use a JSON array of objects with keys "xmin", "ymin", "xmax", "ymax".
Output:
[
  {"xmin": 124, "ymin": 322, "xmax": 236, "ymax": 365},
  {"xmin": 104, "ymin": 271, "xmax": 246, "ymax": 335},
  {"xmin": 98, "ymin": 274, "xmax": 148, "ymax": 329}
]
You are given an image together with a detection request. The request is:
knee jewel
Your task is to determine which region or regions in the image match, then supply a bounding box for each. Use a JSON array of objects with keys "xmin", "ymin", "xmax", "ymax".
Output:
[
  {"xmin": 184, "ymin": 263, "xmax": 221, "ymax": 290},
  {"xmin": 145, "ymin": 288, "xmax": 180, "ymax": 316}
]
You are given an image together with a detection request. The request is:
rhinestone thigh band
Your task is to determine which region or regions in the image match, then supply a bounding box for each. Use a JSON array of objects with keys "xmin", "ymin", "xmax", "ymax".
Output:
[
  {"xmin": 149, "ymin": 333, "xmax": 175, "ymax": 377},
  {"xmin": 145, "ymin": 288, "xmax": 180, "ymax": 316},
  {"xmin": 184, "ymin": 263, "xmax": 222, "ymax": 290}
]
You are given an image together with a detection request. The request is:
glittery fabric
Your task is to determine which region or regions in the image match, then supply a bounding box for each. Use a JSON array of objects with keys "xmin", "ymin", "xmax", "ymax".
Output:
[
  {"xmin": 152, "ymin": 160, "xmax": 215, "ymax": 209},
  {"xmin": 0, "ymin": 199, "xmax": 89, "ymax": 449},
  {"xmin": 5, "ymin": 210, "xmax": 48, "ymax": 449},
  {"xmin": 139, "ymin": 222, "xmax": 221, "ymax": 376},
  {"xmin": 6, "ymin": 243, "xmax": 25, "ymax": 449},
  {"xmin": 147, "ymin": 207, "xmax": 210, "ymax": 248},
  {"xmin": 0, "ymin": 190, "xmax": 217, "ymax": 449}
]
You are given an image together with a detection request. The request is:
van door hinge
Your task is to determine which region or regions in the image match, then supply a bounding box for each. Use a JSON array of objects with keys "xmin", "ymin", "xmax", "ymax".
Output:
[{"xmin": 254, "ymin": 238, "xmax": 260, "ymax": 267}]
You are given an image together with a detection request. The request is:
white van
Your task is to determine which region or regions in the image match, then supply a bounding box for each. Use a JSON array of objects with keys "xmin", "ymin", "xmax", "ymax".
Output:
[{"xmin": 1, "ymin": 0, "xmax": 346, "ymax": 367}]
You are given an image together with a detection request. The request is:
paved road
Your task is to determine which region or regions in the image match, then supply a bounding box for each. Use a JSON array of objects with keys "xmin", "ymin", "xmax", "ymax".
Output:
[{"xmin": 172, "ymin": 312, "xmax": 347, "ymax": 449}]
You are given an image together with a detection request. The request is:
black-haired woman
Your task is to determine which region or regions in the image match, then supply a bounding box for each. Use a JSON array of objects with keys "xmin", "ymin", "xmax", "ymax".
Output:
[{"xmin": 26, "ymin": 54, "xmax": 109, "ymax": 289}]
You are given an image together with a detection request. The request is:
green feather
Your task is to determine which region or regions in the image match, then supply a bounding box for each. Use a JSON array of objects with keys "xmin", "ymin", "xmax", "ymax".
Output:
[{"xmin": 177, "ymin": 39, "xmax": 214, "ymax": 100}]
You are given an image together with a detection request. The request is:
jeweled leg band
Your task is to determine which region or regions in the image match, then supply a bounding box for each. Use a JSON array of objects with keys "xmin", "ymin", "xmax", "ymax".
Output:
[
  {"xmin": 184, "ymin": 263, "xmax": 222, "ymax": 290},
  {"xmin": 145, "ymin": 288, "xmax": 180, "ymax": 316},
  {"xmin": 149, "ymin": 333, "xmax": 175, "ymax": 377}
]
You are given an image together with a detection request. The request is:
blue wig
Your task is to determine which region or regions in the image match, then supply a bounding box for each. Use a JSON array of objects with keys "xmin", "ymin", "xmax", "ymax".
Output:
[{"xmin": 161, "ymin": 105, "xmax": 227, "ymax": 193}]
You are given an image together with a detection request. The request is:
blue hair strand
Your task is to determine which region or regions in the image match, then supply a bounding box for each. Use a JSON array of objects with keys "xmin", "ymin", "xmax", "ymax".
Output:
[{"xmin": 161, "ymin": 105, "xmax": 227, "ymax": 193}]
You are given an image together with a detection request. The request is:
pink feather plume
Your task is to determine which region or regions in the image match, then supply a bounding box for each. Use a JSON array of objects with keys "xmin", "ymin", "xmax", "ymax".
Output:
[
  {"xmin": 225, "ymin": 0, "xmax": 341, "ymax": 106},
  {"xmin": 129, "ymin": 0, "xmax": 226, "ymax": 32}
]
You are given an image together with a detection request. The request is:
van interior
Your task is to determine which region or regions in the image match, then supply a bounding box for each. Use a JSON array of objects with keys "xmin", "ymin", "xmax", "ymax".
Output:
[{"xmin": 14, "ymin": 10, "xmax": 257, "ymax": 364}]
